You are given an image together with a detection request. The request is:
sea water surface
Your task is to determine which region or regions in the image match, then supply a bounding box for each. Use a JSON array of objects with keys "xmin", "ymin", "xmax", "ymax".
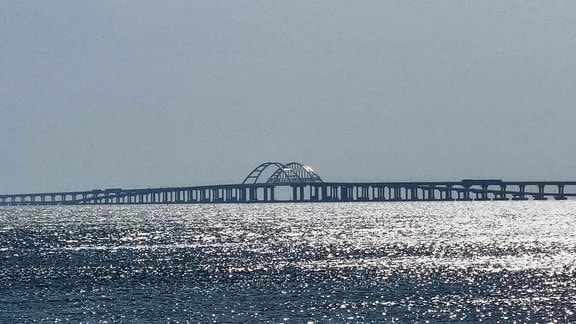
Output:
[{"xmin": 1, "ymin": 201, "xmax": 576, "ymax": 322}]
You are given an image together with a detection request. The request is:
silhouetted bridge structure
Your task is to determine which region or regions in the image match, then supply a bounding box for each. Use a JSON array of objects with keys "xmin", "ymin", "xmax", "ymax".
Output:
[{"xmin": 2, "ymin": 162, "xmax": 576, "ymax": 206}]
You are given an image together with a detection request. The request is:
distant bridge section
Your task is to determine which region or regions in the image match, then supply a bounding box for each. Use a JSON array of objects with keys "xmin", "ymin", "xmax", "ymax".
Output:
[{"xmin": 1, "ymin": 162, "xmax": 576, "ymax": 205}]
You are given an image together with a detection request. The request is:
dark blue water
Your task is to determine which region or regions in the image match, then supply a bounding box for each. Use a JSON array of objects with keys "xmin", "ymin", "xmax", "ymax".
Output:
[{"xmin": 1, "ymin": 202, "xmax": 576, "ymax": 322}]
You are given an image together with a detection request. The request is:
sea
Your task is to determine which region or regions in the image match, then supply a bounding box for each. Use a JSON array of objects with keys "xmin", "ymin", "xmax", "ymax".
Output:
[{"xmin": 1, "ymin": 201, "xmax": 575, "ymax": 323}]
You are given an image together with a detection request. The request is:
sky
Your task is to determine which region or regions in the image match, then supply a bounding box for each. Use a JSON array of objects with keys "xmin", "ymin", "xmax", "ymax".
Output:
[{"xmin": 1, "ymin": 1, "xmax": 576, "ymax": 193}]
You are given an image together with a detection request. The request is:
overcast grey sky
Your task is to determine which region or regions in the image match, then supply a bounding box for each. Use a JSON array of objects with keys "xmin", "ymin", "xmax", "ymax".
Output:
[{"xmin": 2, "ymin": 1, "xmax": 576, "ymax": 193}]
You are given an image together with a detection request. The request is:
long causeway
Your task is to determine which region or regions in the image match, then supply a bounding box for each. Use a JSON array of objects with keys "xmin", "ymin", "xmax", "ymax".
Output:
[{"xmin": 2, "ymin": 162, "xmax": 575, "ymax": 205}]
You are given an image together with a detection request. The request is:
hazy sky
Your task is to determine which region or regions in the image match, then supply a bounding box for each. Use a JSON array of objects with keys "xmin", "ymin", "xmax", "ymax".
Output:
[{"xmin": 2, "ymin": 1, "xmax": 576, "ymax": 193}]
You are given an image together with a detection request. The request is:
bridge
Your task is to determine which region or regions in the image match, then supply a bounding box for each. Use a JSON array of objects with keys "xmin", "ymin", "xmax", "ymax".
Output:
[{"xmin": 1, "ymin": 162, "xmax": 576, "ymax": 206}]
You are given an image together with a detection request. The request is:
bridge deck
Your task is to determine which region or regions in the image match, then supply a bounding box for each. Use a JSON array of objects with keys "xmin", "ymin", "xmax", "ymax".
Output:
[{"xmin": 2, "ymin": 180, "xmax": 576, "ymax": 206}]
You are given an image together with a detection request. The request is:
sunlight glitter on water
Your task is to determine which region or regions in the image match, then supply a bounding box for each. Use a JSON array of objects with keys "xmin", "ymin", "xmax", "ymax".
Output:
[{"xmin": 1, "ymin": 201, "xmax": 576, "ymax": 322}]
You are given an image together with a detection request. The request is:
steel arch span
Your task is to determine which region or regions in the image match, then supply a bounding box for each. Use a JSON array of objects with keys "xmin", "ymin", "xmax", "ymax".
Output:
[{"xmin": 242, "ymin": 162, "xmax": 324, "ymax": 184}]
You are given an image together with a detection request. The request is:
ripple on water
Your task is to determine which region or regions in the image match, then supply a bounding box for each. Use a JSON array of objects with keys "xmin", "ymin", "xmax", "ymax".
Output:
[{"xmin": 1, "ymin": 201, "xmax": 576, "ymax": 322}]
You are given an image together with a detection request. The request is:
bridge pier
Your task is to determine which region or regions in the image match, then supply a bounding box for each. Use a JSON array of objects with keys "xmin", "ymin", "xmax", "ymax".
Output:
[
  {"xmin": 321, "ymin": 186, "xmax": 328, "ymax": 201},
  {"xmin": 375, "ymin": 186, "xmax": 387, "ymax": 201},
  {"xmin": 457, "ymin": 186, "xmax": 472, "ymax": 201},
  {"xmin": 425, "ymin": 186, "xmax": 435, "ymax": 201},
  {"xmin": 224, "ymin": 188, "xmax": 234, "ymax": 202},
  {"xmin": 248, "ymin": 187, "xmax": 256, "ymax": 202},
  {"xmin": 476, "ymin": 185, "xmax": 490, "ymax": 201},
  {"xmin": 494, "ymin": 185, "xmax": 509, "ymax": 200},
  {"xmin": 406, "ymin": 187, "xmax": 416, "ymax": 201},
  {"xmin": 441, "ymin": 186, "xmax": 453, "ymax": 200},
  {"xmin": 356, "ymin": 186, "xmax": 369, "ymax": 201},
  {"xmin": 339, "ymin": 186, "xmax": 347, "ymax": 201},
  {"xmin": 326, "ymin": 185, "xmax": 338, "ymax": 201},
  {"xmin": 512, "ymin": 185, "xmax": 528, "ymax": 200},
  {"xmin": 555, "ymin": 185, "xmax": 567, "ymax": 200},
  {"xmin": 534, "ymin": 185, "xmax": 547, "ymax": 200},
  {"xmin": 390, "ymin": 187, "xmax": 399, "ymax": 201}
]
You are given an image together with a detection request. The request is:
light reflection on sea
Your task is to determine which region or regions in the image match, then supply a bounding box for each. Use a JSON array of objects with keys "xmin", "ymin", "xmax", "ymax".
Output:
[{"xmin": 1, "ymin": 201, "xmax": 576, "ymax": 322}]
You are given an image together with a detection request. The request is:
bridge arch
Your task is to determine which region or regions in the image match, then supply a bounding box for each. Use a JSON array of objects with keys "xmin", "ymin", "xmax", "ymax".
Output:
[
  {"xmin": 267, "ymin": 162, "xmax": 323, "ymax": 184},
  {"xmin": 242, "ymin": 162, "xmax": 324, "ymax": 184}
]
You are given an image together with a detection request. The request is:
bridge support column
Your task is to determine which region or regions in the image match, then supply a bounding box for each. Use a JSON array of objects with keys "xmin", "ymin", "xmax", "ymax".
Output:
[
  {"xmin": 464, "ymin": 187, "xmax": 471, "ymax": 201},
  {"xmin": 356, "ymin": 186, "xmax": 368, "ymax": 201},
  {"xmin": 211, "ymin": 189, "xmax": 221, "ymax": 202},
  {"xmin": 339, "ymin": 186, "xmax": 345, "ymax": 201},
  {"xmin": 407, "ymin": 187, "xmax": 417, "ymax": 201},
  {"xmin": 339, "ymin": 186, "xmax": 348, "ymax": 201},
  {"xmin": 376, "ymin": 187, "xmax": 386, "ymax": 201},
  {"xmin": 392, "ymin": 187, "xmax": 401, "ymax": 201},
  {"xmin": 427, "ymin": 186, "xmax": 436, "ymax": 201},
  {"xmin": 321, "ymin": 186, "xmax": 328, "ymax": 201},
  {"xmin": 494, "ymin": 185, "xmax": 508, "ymax": 200},
  {"xmin": 534, "ymin": 185, "xmax": 547, "ymax": 200},
  {"xmin": 555, "ymin": 185, "xmax": 567, "ymax": 200},
  {"xmin": 375, "ymin": 187, "xmax": 382, "ymax": 200},
  {"xmin": 308, "ymin": 186, "xmax": 317, "ymax": 201},
  {"xmin": 457, "ymin": 186, "xmax": 472, "ymax": 201},
  {"xmin": 224, "ymin": 189, "xmax": 232, "ymax": 202},
  {"xmin": 443, "ymin": 185, "xmax": 453, "ymax": 201},
  {"xmin": 513, "ymin": 185, "xmax": 528, "ymax": 200},
  {"xmin": 249, "ymin": 187, "xmax": 258, "ymax": 202},
  {"xmin": 477, "ymin": 185, "xmax": 490, "ymax": 201}
]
